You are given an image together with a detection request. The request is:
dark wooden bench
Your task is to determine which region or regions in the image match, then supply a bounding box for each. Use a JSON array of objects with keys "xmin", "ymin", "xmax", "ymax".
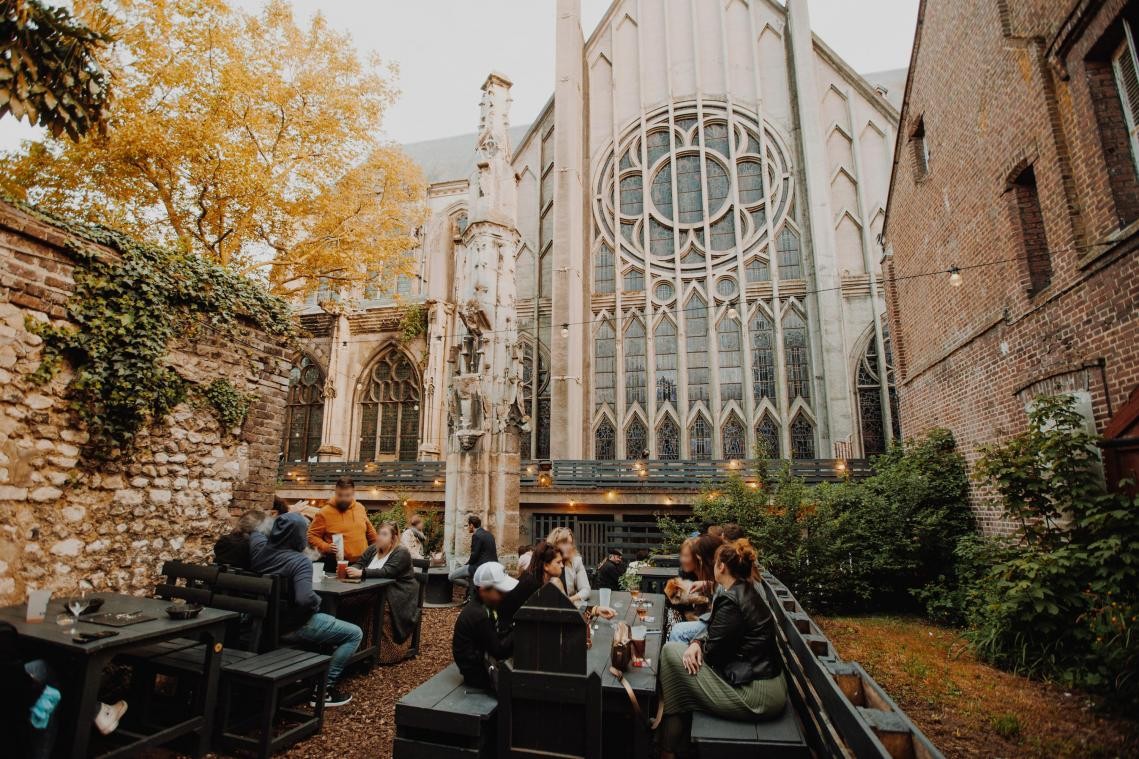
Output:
[
  {"xmin": 425, "ymin": 566, "xmax": 456, "ymax": 605},
  {"xmin": 692, "ymin": 708, "xmax": 810, "ymax": 758},
  {"xmin": 393, "ymin": 663, "xmax": 497, "ymax": 759}
]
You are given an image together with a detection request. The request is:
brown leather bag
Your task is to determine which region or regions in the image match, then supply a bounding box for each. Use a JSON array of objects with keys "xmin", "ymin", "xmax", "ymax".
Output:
[{"xmin": 610, "ymin": 621, "xmax": 633, "ymax": 672}]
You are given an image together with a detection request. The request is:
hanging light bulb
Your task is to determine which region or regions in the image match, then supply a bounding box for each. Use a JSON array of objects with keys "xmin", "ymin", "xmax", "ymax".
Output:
[
  {"xmin": 727, "ymin": 306, "xmax": 738, "ymax": 320},
  {"xmin": 560, "ymin": 323, "xmax": 570, "ymax": 338},
  {"xmin": 948, "ymin": 266, "xmax": 962, "ymax": 287}
]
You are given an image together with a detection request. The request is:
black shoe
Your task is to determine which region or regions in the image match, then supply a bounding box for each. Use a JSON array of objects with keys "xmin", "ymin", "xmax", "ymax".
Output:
[{"xmin": 310, "ymin": 686, "xmax": 352, "ymax": 708}]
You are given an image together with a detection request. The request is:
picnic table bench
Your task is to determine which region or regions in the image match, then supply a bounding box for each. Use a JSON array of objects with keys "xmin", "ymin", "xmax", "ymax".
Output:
[{"xmin": 394, "ymin": 662, "xmax": 497, "ymax": 759}]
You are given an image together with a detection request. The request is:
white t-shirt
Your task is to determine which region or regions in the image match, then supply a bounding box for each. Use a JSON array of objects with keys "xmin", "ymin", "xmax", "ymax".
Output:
[{"xmin": 367, "ymin": 550, "xmax": 391, "ymax": 571}]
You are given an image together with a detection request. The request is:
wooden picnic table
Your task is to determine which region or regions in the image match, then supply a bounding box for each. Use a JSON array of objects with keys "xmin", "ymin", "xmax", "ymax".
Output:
[
  {"xmin": 312, "ymin": 575, "xmax": 392, "ymax": 669},
  {"xmin": 586, "ymin": 590, "xmax": 665, "ymax": 757},
  {"xmin": 0, "ymin": 591, "xmax": 236, "ymax": 759}
]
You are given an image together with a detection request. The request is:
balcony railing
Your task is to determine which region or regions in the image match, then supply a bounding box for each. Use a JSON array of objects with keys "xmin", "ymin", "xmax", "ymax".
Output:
[{"xmin": 279, "ymin": 458, "xmax": 869, "ymax": 490}]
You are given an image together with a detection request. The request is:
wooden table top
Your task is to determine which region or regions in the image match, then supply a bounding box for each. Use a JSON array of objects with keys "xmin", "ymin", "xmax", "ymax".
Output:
[
  {"xmin": 0, "ymin": 592, "xmax": 237, "ymax": 655},
  {"xmin": 312, "ymin": 575, "xmax": 394, "ymax": 597},
  {"xmin": 587, "ymin": 590, "xmax": 665, "ymax": 696}
]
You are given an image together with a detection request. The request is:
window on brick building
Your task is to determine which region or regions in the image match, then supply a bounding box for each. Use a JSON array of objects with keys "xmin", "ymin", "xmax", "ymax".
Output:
[
  {"xmin": 910, "ymin": 117, "xmax": 930, "ymax": 181},
  {"xmin": 284, "ymin": 355, "xmax": 325, "ymax": 462},
  {"xmin": 1012, "ymin": 165, "xmax": 1052, "ymax": 293},
  {"xmin": 1113, "ymin": 20, "xmax": 1139, "ymax": 177}
]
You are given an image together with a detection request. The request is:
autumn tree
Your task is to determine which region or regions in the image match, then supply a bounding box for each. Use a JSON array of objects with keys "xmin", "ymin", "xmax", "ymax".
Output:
[{"xmin": 1, "ymin": 0, "xmax": 425, "ymax": 295}]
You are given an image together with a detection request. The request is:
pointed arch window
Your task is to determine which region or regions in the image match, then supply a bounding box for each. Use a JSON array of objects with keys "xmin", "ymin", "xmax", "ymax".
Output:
[
  {"xmin": 685, "ymin": 295, "xmax": 709, "ymax": 408},
  {"xmin": 594, "ymin": 320, "xmax": 616, "ymax": 412},
  {"xmin": 689, "ymin": 415, "xmax": 713, "ymax": 460},
  {"xmin": 594, "ymin": 244, "xmax": 615, "ymax": 294},
  {"xmin": 595, "ymin": 419, "xmax": 616, "ymax": 460},
  {"xmin": 625, "ymin": 318, "xmax": 647, "ymax": 407},
  {"xmin": 746, "ymin": 258, "xmax": 770, "ymax": 282},
  {"xmin": 783, "ymin": 308, "xmax": 812, "ymax": 402},
  {"xmin": 857, "ymin": 325, "xmax": 901, "ymax": 456},
  {"xmin": 722, "ymin": 416, "xmax": 746, "ymax": 459},
  {"xmin": 358, "ymin": 350, "xmax": 421, "ymax": 461},
  {"xmin": 756, "ymin": 414, "xmax": 781, "ymax": 459},
  {"xmin": 655, "ymin": 319, "xmax": 678, "ymax": 404},
  {"xmin": 718, "ymin": 316, "xmax": 743, "ymax": 404},
  {"xmin": 625, "ymin": 418, "xmax": 648, "ymax": 460},
  {"xmin": 658, "ymin": 417, "xmax": 681, "ymax": 460},
  {"xmin": 790, "ymin": 413, "xmax": 815, "ymax": 460},
  {"xmin": 284, "ymin": 355, "xmax": 325, "ymax": 462},
  {"xmin": 776, "ymin": 226, "xmax": 802, "ymax": 280},
  {"xmin": 750, "ymin": 311, "xmax": 776, "ymax": 403}
]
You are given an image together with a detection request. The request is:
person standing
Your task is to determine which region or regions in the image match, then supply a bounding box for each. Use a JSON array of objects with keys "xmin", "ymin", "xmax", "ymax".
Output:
[
  {"xmin": 307, "ymin": 477, "xmax": 376, "ymax": 564},
  {"xmin": 596, "ymin": 547, "xmax": 624, "ymax": 591},
  {"xmin": 449, "ymin": 515, "xmax": 497, "ymax": 600},
  {"xmin": 251, "ymin": 512, "xmax": 362, "ymax": 707},
  {"xmin": 400, "ymin": 514, "xmax": 427, "ymax": 560}
]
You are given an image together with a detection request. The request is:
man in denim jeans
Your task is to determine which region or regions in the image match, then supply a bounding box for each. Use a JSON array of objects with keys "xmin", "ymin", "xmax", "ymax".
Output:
[{"xmin": 250, "ymin": 512, "xmax": 362, "ymax": 707}]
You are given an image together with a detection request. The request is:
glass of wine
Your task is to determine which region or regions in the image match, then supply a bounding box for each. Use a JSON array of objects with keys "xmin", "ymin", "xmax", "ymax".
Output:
[
  {"xmin": 630, "ymin": 587, "xmax": 641, "ymax": 606},
  {"xmin": 67, "ymin": 588, "xmax": 90, "ymax": 633}
]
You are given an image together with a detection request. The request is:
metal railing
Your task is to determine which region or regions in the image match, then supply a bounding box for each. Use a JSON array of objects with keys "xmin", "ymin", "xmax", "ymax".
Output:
[{"xmin": 279, "ymin": 458, "xmax": 869, "ymax": 491}]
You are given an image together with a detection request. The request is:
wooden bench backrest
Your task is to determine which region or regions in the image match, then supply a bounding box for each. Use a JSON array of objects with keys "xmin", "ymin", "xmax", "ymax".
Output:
[
  {"xmin": 155, "ymin": 560, "xmax": 218, "ymax": 606},
  {"xmin": 213, "ymin": 569, "xmax": 279, "ymax": 652},
  {"xmin": 497, "ymin": 662, "xmax": 601, "ymax": 759}
]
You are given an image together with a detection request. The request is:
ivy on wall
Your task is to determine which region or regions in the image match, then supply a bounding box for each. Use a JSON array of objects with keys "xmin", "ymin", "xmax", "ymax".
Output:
[
  {"xmin": 397, "ymin": 302, "xmax": 427, "ymax": 345},
  {"xmin": 22, "ymin": 203, "xmax": 294, "ymax": 463}
]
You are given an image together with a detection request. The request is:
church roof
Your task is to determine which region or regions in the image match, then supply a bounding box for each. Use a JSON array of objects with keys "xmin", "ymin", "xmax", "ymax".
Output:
[
  {"xmin": 861, "ymin": 68, "xmax": 909, "ymax": 110},
  {"xmin": 402, "ymin": 124, "xmax": 531, "ymax": 185}
]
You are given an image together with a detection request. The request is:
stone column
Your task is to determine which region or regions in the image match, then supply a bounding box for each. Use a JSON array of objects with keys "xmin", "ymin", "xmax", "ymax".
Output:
[
  {"xmin": 786, "ymin": 0, "xmax": 854, "ymax": 454},
  {"xmin": 549, "ymin": 0, "xmax": 587, "ymax": 459},
  {"xmin": 444, "ymin": 74, "xmax": 525, "ymax": 563},
  {"xmin": 317, "ymin": 312, "xmax": 352, "ymax": 461}
]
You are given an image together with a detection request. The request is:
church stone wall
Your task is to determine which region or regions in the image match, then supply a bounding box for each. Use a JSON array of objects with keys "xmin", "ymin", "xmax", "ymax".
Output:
[{"xmin": 0, "ymin": 203, "xmax": 290, "ymax": 604}]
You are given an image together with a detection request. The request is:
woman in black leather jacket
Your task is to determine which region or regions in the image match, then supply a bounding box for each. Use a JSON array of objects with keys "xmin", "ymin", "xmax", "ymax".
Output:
[{"xmin": 656, "ymin": 539, "xmax": 787, "ymax": 758}]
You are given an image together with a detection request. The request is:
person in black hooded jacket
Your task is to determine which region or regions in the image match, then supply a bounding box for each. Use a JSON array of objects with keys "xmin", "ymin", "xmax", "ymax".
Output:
[{"xmin": 656, "ymin": 539, "xmax": 787, "ymax": 758}]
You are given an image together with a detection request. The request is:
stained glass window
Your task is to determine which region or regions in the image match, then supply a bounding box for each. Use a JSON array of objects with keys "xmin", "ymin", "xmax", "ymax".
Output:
[
  {"xmin": 689, "ymin": 416, "xmax": 713, "ymax": 460},
  {"xmin": 625, "ymin": 319, "xmax": 647, "ymax": 407},
  {"xmin": 594, "ymin": 320, "xmax": 616, "ymax": 412},
  {"xmin": 777, "ymin": 226, "xmax": 802, "ymax": 280},
  {"xmin": 756, "ymin": 414, "xmax": 781, "ymax": 459},
  {"xmin": 750, "ymin": 311, "xmax": 776, "ymax": 403},
  {"xmin": 783, "ymin": 309, "xmax": 811, "ymax": 402},
  {"xmin": 686, "ymin": 295, "xmax": 709, "ymax": 407},
  {"xmin": 594, "ymin": 244, "xmax": 615, "ymax": 294},
  {"xmin": 716, "ymin": 278, "xmax": 737, "ymax": 298},
  {"xmin": 746, "ymin": 258, "xmax": 770, "ymax": 282},
  {"xmin": 626, "ymin": 418, "xmax": 647, "ymax": 460},
  {"xmin": 722, "ymin": 416, "xmax": 746, "ymax": 459},
  {"xmin": 790, "ymin": 414, "xmax": 815, "ymax": 460},
  {"xmin": 658, "ymin": 417, "xmax": 681, "ymax": 460},
  {"xmin": 620, "ymin": 174, "xmax": 644, "ymax": 216},
  {"xmin": 595, "ymin": 419, "xmax": 616, "ymax": 460},
  {"xmin": 536, "ymin": 397, "xmax": 551, "ymax": 459},
  {"xmin": 647, "ymin": 129, "xmax": 671, "ymax": 166},
  {"xmin": 655, "ymin": 319, "xmax": 678, "ymax": 404},
  {"xmin": 738, "ymin": 160, "xmax": 764, "ymax": 204},
  {"xmin": 624, "ymin": 269, "xmax": 644, "ymax": 292},
  {"xmin": 649, "ymin": 217, "xmax": 673, "ymax": 258},
  {"xmin": 654, "ymin": 281, "xmax": 675, "ymax": 302},
  {"xmin": 857, "ymin": 335, "xmax": 886, "ymax": 456},
  {"xmin": 284, "ymin": 355, "xmax": 324, "ymax": 462},
  {"xmin": 718, "ymin": 317, "xmax": 743, "ymax": 403},
  {"xmin": 358, "ymin": 350, "xmax": 420, "ymax": 461}
]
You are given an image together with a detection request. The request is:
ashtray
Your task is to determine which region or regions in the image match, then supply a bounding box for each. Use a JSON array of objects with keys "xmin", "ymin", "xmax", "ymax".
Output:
[
  {"xmin": 165, "ymin": 603, "xmax": 203, "ymax": 620},
  {"xmin": 64, "ymin": 597, "xmax": 105, "ymax": 614}
]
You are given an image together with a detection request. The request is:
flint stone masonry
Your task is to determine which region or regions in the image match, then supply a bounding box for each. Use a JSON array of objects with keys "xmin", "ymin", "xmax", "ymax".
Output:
[{"xmin": 0, "ymin": 201, "xmax": 290, "ymax": 605}]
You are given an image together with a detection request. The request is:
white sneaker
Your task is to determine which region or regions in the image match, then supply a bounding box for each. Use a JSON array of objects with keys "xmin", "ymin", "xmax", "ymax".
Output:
[{"xmin": 94, "ymin": 701, "xmax": 128, "ymax": 735}]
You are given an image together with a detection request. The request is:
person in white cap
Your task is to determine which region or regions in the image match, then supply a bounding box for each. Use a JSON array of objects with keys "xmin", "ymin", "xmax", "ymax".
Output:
[{"xmin": 451, "ymin": 561, "xmax": 517, "ymax": 688}]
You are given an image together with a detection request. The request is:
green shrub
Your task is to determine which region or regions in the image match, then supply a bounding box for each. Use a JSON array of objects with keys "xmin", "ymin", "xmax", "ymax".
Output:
[{"xmin": 969, "ymin": 395, "xmax": 1139, "ymax": 705}]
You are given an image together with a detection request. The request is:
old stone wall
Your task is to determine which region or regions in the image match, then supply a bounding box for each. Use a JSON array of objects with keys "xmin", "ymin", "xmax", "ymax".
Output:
[
  {"xmin": 883, "ymin": 0, "xmax": 1139, "ymax": 533},
  {"xmin": 0, "ymin": 203, "xmax": 290, "ymax": 605}
]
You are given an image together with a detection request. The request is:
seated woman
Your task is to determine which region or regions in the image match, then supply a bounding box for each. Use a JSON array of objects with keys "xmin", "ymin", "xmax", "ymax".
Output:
[
  {"xmin": 498, "ymin": 541, "xmax": 615, "ymax": 632},
  {"xmin": 546, "ymin": 527, "xmax": 591, "ymax": 603},
  {"xmin": 348, "ymin": 521, "xmax": 420, "ymax": 662},
  {"xmin": 656, "ymin": 539, "xmax": 786, "ymax": 759},
  {"xmin": 666, "ymin": 534, "xmax": 723, "ymax": 643}
]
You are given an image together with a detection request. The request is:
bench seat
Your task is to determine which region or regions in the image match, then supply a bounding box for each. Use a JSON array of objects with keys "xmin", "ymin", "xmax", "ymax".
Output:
[
  {"xmin": 394, "ymin": 663, "xmax": 497, "ymax": 759},
  {"xmin": 691, "ymin": 706, "xmax": 810, "ymax": 759}
]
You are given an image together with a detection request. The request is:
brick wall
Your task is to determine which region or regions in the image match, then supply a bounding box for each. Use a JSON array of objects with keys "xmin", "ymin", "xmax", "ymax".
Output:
[
  {"xmin": 884, "ymin": 0, "xmax": 1139, "ymax": 532},
  {"xmin": 0, "ymin": 202, "xmax": 290, "ymax": 604}
]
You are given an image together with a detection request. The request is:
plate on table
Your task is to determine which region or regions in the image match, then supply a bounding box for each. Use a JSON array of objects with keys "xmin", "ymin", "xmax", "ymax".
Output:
[{"xmin": 84, "ymin": 610, "xmax": 157, "ymax": 627}]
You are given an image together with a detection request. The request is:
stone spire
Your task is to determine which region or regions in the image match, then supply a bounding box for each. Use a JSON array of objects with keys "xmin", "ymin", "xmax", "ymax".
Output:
[{"xmin": 443, "ymin": 72, "xmax": 524, "ymax": 561}]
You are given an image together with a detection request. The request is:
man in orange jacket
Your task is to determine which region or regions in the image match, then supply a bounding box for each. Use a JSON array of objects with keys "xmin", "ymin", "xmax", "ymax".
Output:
[{"xmin": 307, "ymin": 477, "xmax": 377, "ymax": 563}]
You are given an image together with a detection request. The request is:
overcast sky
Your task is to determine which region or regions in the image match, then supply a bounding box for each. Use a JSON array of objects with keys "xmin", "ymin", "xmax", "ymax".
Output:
[{"xmin": 0, "ymin": 0, "xmax": 918, "ymax": 151}]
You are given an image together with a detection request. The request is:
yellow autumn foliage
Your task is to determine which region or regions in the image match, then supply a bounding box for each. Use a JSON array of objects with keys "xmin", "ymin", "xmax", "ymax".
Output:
[{"xmin": 1, "ymin": 0, "xmax": 426, "ymax": 295}]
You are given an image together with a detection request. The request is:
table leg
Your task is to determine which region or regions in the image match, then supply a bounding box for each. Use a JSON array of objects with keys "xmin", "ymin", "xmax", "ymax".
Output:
[
  {"xmin": 192, "ymin": 622, "xmax": 225, "ymax": 758},
  {"xmin": 371, "ymin": 586, "xmax": 386, "ymax": 666},
  {"xmin": 62, "ymin": 652, "xmax": 111, "ymax": 759}
]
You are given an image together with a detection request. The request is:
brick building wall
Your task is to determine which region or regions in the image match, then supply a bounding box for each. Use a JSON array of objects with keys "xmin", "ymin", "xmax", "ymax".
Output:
[
  {"xmin": 0, "ymin": 202, "xmax": 290, "ymax": 604},
  {"xmin": 883, "ymin": 0, "xmax": 1139, "ymax": 533}
]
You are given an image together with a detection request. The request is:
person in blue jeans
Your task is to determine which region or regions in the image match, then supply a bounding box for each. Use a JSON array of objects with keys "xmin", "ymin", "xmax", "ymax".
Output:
[
  {"xmin": 668, "ymin": 535, "xmax": 722, "ymax": 643},
  {"xmin": 250, "ymin": 512, "xmax": 362, "ymax": 707}
]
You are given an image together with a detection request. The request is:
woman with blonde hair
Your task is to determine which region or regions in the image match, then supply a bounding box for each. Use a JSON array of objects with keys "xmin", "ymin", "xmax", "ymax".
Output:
[
  {"xmin": 656, "ymin": 539, "xmax": 786, "ymax": 758},
  {"xmin": 546, "ymin": 526, "xmax": 591, "ymax": 603}
]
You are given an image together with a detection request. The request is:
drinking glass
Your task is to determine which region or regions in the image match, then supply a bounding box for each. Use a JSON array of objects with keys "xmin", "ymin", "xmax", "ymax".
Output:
[
  {"xmin": 67, "ymin": 589, "xmax": 89, "ymax": 633},
  {"xmin": 630, "ymin": 587, "xmax": 641, "ymax": 606}
]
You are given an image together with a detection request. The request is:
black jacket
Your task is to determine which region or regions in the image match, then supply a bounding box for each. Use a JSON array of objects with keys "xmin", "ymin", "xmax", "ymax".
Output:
[
  {"xmin": 596, "ymin": 558, "xmax": 623, "ymax": 590},
  {"xmin": 496, "ymin": 574, "xmax": 540, "ymax": 633},
  {"xmin": 467, "ymin": 527, "xmax": 497, "ymax": 573},
  {"xmin": 452, "ymin": 598, "xmax": 513, "ymax": 689},
  {"xmin": 351, "ymin": 544, "xmax": 420, "ymax": 644},
  {"xmin": 213, "ymin": 531, "xmax": 251, "ymax": 569},
  {"xmin": 697, "ymin": 580, "xmax": 782, "ymax": 683}
]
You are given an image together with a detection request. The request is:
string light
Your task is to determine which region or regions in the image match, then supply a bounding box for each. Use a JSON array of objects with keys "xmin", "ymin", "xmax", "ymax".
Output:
[
  {"xmin": 948, "ymin": 266, "xmax": 962, "ymax": 287},
  {"xmin": 727, "ymin": 305, "xmax": 738, "ymax": 320},
  {"xmin": 560, "ymin": 323, "xmax": 570, "ymax": 338}
]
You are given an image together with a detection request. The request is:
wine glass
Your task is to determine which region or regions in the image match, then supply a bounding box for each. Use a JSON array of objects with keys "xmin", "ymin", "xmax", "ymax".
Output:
[
  {"xmin": 630, "ymin": 587, "xmax": 641, "ymax": 606},
  {"xmin": 67, "ymin": 588, "xmax": 90, "ymax": 633}
]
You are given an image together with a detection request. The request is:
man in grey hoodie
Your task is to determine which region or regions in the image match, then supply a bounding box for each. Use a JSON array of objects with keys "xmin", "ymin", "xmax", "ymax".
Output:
[{"xmin": 249, "ymin": 512, "xmax": 362, "ymax": 707}]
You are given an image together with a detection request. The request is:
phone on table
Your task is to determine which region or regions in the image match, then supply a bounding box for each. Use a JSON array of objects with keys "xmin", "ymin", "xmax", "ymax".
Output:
[{"xmin": 73, "ymin": 630, "xmax": 118, "ymax": 644}]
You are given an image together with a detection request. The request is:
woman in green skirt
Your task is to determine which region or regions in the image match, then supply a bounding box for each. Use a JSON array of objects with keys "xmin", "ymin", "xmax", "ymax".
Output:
[{"xmin": 656, "ymin": 538, "xmax": 787, "ymax": 757}]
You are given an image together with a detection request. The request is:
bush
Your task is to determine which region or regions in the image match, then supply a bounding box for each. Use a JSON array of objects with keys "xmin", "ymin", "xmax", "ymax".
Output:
[
  {"xmin": 657, "ymin": 429, "xmax": 974, "ymax": 614},
  {"xmin": 367, "ymin": 504, "xmax": 444, "ymax": 555},
  {"xmin": 967, "ymin": 396, "xmax": 1139, "ymax": 704}
]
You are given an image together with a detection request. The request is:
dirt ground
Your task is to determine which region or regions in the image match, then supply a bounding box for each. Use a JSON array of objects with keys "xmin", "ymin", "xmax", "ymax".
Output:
[{"xmin": 817, "ymin": 615, "xmax": 1139, "ymax": 759}]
